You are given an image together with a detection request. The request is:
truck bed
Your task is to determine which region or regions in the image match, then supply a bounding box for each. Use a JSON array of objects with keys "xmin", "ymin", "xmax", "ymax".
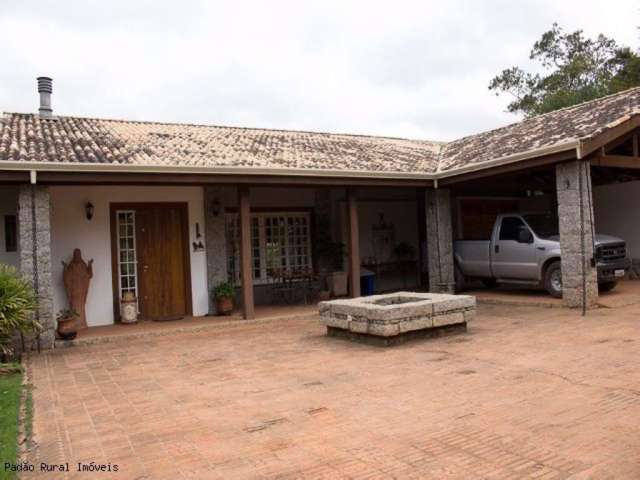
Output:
[{"xmin": 454, "ymin": 240, "xmax": 492, "ymax": 278}]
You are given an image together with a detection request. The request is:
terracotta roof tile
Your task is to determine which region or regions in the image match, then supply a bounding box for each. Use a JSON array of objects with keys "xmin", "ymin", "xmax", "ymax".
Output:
[
  {"xmin": 439, "ymin": 87, "xmax": 640, "ymax": 173},
  {"xmin": 2, "ymin": 86, "xmax": 640, "ymax": 177},
  {"xmin": 0, "ymin": 114, "xmax": 442, "ymax": 174}
]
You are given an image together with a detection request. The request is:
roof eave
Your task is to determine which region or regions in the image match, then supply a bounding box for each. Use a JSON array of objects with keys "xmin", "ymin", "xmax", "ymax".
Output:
[
  {"xmin": 0, "ymin": 161, "xmax": 438, "ymax": 181},
  {"xmin": 435, "ymin": 140, "xmax": 580, "ymax": 180}
]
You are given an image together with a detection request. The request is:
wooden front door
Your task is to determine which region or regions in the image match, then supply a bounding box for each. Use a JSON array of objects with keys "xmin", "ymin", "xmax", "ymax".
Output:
[
  {"xmin": 111, "ymin": 203, "xmax": 192, "ymax": 322},
  {"xmin": 136, "ymin": 205, "xmax": 190, "ymax": 320}
]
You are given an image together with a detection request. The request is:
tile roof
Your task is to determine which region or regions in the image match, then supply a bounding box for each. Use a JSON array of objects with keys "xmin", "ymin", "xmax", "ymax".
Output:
[
  {"xmin": 2, "ymin": 86, "xmax": 640, "ymax": 178},
  {"xmin": 438, "ymin": 87, "xmax": 640, "ymax": 174},
  {"xmin": 0, "ymin": 114, "xmax": 442, "ymax": 174}
]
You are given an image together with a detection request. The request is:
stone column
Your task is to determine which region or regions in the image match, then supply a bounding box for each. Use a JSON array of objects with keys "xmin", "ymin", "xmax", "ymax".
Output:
[
  {"xmin": 18, "ymin": 185, "xmax": 54, "ymax": 349},
  {"xmin": 556, "ymin": 160, "xmax": 598, "ymax": 309},
  {"xmin": 204, "ymin": 186, "xmax": 228, "ymax": 314},
  {"xmin": 425, "ymin": 188, "xmax": 455, "ymax": 293}
]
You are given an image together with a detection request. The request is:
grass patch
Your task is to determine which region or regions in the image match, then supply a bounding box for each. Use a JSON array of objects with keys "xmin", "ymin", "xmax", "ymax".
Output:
[{"xmin": 0, "ymin": 363, "xmax": 23, "ymax": 480}]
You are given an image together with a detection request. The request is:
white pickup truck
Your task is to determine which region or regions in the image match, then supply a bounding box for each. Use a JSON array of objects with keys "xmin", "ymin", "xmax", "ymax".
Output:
[{"xmin": 454, "ymin": 213, "xmax": 631, "ymax": 297}]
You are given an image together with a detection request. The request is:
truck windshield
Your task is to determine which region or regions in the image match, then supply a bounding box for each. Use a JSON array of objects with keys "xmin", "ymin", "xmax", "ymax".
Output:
[{"xmin": 522, "ymin": 214, "xmax": 559, "ymax": 239}]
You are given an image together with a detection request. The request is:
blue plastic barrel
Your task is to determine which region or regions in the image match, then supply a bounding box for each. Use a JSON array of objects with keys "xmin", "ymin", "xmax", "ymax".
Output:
[{"xmin": 360, "ymin": 269, "xmax": 376, "ymax": 296}]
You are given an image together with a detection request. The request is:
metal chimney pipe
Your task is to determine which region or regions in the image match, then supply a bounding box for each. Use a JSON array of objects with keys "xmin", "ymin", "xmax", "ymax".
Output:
[{"xmin": 37, "ymin": 77, "xmax": 53, "ymax": 117}]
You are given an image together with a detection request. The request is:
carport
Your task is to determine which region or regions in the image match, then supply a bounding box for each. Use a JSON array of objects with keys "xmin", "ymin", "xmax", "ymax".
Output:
[{"xmin": 430, "ymin": 119, "xmax": 640, "ymax": 312}]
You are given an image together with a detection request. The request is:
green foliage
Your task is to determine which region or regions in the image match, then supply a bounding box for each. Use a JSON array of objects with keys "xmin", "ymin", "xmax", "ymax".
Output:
[
  {"xmin": 489, "ymin": 23, "xmax": 640, "ymax": 117},
  {"xmin": 213, "ymin": 281, "xmax": 235, "ymax": 299},
  {"xmin": 0, "ymin": 265, "xmax": 39, "ymax": 358},
  {"xmin": 0, "ymin": 366, "xmax": 23, "ymax": 479}
]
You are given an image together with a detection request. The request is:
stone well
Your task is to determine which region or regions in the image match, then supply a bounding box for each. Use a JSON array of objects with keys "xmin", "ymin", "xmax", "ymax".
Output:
[{"xmin": 319, "ymin": 291, "xmax": 476, "ymax": 345}]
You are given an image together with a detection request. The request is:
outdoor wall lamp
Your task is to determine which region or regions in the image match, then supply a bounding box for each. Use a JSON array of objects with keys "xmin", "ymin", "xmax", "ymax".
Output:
[
  {"xmin": 85, "ymin": 201, "xmax": 94, "ymax": 221},
  {"xmin": 211, "ymin": 198, "xmax": 222, "ymax": 217}
]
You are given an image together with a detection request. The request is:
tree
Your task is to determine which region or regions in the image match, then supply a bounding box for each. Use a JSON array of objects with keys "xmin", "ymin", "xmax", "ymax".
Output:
[{"xmin": 489, "ymin": 23, "xmax": 640, "ymax": 117}]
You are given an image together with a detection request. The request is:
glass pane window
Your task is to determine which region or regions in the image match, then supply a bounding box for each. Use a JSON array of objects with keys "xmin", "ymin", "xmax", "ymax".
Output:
[
  {"xmin": 116, "ymin": 210, "xmax": 138, "ymax": 301},
  {"xmin": 499, "ymin": 217, "xmax": 527, "ymax": 241},
  {"xmin": 226, "ymin": 212, "xmax": 312, "ymax": 285}
]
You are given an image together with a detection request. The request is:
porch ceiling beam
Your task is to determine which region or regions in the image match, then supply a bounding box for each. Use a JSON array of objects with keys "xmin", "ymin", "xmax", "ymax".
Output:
[
  {"xmin": 439, "ymin": 149, "xmax": 576, "ymax": 186},
  {"xmin": 347, "ymin": 187, "xmax": 361, "ymax": 298},
  {"xmin": 599, "ymin": 129, "xmax": 637, "ymax": 154},
  {"xmin": 590, "ymin": 154, "xmax": 640, "ymax": 169},
  {"xmin": 0, "ymin": 171, "xmax": 30, "ymax": 183},
  {"xmin": 238, "ymin": 186, "xmax": 255, "ymax": 320},
  {"xmin": 579, "ymin": 115, "xmax": 640, "ymax": 158}
]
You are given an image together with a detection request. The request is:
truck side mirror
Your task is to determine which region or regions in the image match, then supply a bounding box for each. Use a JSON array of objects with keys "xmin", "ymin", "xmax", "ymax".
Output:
[{"xmin": 518, "ymin": 228, "xmax": 533, "ymax": 244}]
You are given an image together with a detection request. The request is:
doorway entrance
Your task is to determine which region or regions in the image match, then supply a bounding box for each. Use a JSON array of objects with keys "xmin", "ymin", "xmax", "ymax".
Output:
[{"xmin": 110, "ymin": 203, "xmax": 192, "ymax": 321}]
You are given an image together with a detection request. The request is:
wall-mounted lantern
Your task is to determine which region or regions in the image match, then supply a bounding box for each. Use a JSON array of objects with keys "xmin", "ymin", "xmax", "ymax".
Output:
[
  {"xmin": 85, "ymin": 201, "xmax": 94, "ymax": 221},
  {"xmin": 211, "ymin": 198, "xmax": 222, "ymax": 217}
]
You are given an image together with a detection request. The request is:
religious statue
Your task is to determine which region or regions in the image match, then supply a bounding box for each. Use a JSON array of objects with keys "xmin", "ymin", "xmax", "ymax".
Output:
[{"xmin": 62, "ymin": 249, "xmax": 93, "ymax": 329}]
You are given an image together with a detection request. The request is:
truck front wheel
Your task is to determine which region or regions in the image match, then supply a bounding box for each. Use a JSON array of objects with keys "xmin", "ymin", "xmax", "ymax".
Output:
[{"xmin": 544, "ymin": 261, "xmax": 563, "ymax": 298}]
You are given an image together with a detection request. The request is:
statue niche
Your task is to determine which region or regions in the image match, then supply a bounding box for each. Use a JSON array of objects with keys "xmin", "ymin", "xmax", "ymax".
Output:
[{"xmin": 62, "ymin": 249, "xmax": 93, "ymax": 329}]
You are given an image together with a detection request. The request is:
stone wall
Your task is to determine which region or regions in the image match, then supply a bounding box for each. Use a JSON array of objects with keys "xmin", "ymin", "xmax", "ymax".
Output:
[
  {"xmin": 204, "ymin": 186, "xmax": 228, "ymax": 314},
  {"xmin": 425, "ymin": 188, "xmax": 455, "ymax": 293},
  {"xmin": 18, "ymin": 185, "xmax": 54, "ymax": 349},
  {"xmin": 555, "ymin": 160, "xmax": 598, "ymax": 309}
]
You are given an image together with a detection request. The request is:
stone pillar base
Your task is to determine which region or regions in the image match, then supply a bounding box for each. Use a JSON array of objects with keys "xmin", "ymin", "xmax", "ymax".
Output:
[
  {"xmin": 426, "ymin": 189, "xmax": 455, "ymax": 293},
  {"xmin": 18, "ymin": 185, "xmax": 54, "ymax": 350},
  {"xmin": 555, "ymin": 161, "xmax": 598, "ymax": 309}
]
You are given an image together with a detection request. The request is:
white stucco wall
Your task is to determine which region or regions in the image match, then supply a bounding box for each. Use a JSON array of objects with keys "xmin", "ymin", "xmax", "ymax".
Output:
[
  {"xmin": 594, "ymin": 181, "xmax": 640, "ymax": 259},
  {"xmin": 49, "ymin": 186, "xmax": 208, "ymax": 327},
  {"xmin": 0, "ymin": 187, "xmax": 19, "ymax": 268}
]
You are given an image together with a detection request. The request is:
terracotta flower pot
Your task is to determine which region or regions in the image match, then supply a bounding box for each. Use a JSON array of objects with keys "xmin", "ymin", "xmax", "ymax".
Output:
[
  {"xmin": 57, "ymin": 315, "xmax": 78, "ymax": 340},
  {"xmin": 215, "ymin": 296, "xmax": 233, "ymax": 316}
]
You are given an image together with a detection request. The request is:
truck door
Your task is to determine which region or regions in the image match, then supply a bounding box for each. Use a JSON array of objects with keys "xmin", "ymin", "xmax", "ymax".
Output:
[{"xmin": 491, "ymin": 216, "xmax": 539, "ymax": 280}]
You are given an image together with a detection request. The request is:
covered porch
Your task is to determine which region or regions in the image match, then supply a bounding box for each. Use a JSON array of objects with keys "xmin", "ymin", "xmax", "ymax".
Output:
[{"xmin": 0, "ymin": 171, "xmax": 454, "ymax": 346}]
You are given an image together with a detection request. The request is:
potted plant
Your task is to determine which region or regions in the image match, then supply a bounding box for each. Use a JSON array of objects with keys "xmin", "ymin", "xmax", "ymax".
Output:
[
  {"xmin": 56, "ymin": 309, "xmax": 78, "ymax": 340},
  {"xmin": 213, "ymin": 281, "xmax": 235, "ymax": 315},
  {"xmin": 0, "ymin": 265, "xmax": 39, "ymax": 362}
]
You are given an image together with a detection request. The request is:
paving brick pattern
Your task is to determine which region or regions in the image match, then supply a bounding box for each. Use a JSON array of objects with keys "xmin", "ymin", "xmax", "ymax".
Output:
[{"xmin": 24, "ymin": 303, "xmax": 640, "ymax": 479}]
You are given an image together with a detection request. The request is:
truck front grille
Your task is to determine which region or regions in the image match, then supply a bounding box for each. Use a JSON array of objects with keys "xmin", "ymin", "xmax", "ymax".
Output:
[{"xmin": 598, "ymin": 243, "xmax": 626, "ymax": 262}]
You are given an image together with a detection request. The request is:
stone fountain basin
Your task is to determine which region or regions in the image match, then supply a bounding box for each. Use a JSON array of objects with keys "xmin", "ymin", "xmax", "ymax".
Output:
[{"xmin": 319, "ymin": 291, "xmax": 475, "ymax": 338}]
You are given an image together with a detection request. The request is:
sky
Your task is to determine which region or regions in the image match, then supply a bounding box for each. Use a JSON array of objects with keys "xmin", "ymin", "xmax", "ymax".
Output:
[{"xmin": 1, "ymin": 1, "xmax": 638, "ymax": 141}]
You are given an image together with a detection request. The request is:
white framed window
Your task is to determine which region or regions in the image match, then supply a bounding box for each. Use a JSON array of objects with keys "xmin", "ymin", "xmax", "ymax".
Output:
[
  {"xmin": 226, "ymin": 212, "xmax": 312, "ymax": 284},
  {"xmin": 116, "ymin": 210, "xmax": 138, "ymax": 300}
]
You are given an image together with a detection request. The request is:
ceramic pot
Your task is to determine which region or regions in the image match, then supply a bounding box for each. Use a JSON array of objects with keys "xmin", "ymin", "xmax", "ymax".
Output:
[
  {"xmin": 120, "ymin": 292, "xmax": 138, "ymax": 324},
  {"xmin": 215, "ymin": 296, "xmax": 233, "ymax": 315},
  {"xmin": 57, "ymin": 315, "xmax": 78, "ymax": 340}
]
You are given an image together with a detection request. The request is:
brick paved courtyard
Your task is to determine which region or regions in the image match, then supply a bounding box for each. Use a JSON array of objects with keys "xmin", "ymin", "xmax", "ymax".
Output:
[{"xmin": 24, "ymin": 302, "xmax": 640, "ymax": 479}]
